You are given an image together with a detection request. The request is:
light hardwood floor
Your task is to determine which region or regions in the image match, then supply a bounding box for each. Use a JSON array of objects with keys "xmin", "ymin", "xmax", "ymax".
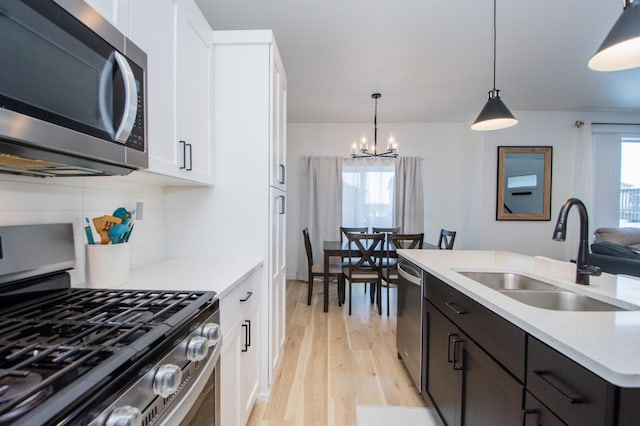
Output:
[{"xmin": 247, "ymin": 279, "xmax": 428, "ymax": 426}]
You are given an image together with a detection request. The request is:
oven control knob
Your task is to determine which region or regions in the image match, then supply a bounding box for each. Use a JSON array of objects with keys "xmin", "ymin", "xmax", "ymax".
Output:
[
  {"xmin": 105, "ymin": 405, "xmax": 142, "ymax": 426},
  {"xmin": 152, "ymin": 364, "xmax": 183, "ymax": 398},
  {"xmin": 200, "ymin": 322, "xmax": 221, "ymax": 347},
  {"xmin": 186, "ymin": 336, "xmax": 208, "ymax": 361}
]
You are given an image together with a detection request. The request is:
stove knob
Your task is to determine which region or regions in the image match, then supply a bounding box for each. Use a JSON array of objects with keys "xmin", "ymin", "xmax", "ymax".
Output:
[
  {"xmin": 152, "ymin": 364, "xmax": 183, "ymax": 398},
  {"xmin": 105, "ymin": 405, "xmax": 142, "ymax": 426},
  {"xmin": 186, "ymin": 336, "xmax": 208, "ymax": 361},
  {"xmin": 200, "ymin": 322, "xmax": 221, "ymax": 347}
]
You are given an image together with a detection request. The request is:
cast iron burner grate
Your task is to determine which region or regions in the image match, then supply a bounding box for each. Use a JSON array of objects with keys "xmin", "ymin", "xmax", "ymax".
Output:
[{"xmin": 0, "ymin": 288, "xmax": 215, "ymax": 424}]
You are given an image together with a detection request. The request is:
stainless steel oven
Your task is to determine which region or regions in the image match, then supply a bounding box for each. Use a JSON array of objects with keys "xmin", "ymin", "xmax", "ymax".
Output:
[
  {"xmin": 0, "ymin": 224, "xmax": 221, "ymax": 425},
  {"xmin": 0, "ymin": 0, "xmax": 148, "ymax": 177}
]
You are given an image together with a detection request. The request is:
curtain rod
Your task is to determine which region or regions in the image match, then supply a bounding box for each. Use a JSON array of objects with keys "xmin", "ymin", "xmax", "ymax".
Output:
[{"xmin": 575, "ymin": 121, "xmax": 640, "ymax": 128}]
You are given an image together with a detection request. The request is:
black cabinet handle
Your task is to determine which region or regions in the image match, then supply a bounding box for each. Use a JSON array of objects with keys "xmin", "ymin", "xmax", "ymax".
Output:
[
  {"xmin": 239, "ymin": 291, "xmax": 253, "ymax": 302},
  {"xmin": 522, "ymin": 409, "xmax": 539, "ymax": 426},
  {"xmin": 279, "ymin": 195, "xmax": 286, "ymax": 215},
  {"xmin": 534, "ymin": 370, "xmax": 585, "ymax": 404},
  {"xmin": 447, "ymin": 333, "xmax": 458, "ymax": 363},
  {"xmin": 445, "ymin": 301, "xmax": 467, "ymax": 315},
  {"xmin": 452, "ymin": 339, "xmax": 463, "ymax": 371},
  {"xmin": 186, "ymin": 143, "xmax": 193, "ymax": 171},
  {"xmin": 179, "ymin": 140, "xmax": 186, "ymax": 169},
  {"xmin": 241, "ymin": 320, "xmax": 250, "ymax": 352}
]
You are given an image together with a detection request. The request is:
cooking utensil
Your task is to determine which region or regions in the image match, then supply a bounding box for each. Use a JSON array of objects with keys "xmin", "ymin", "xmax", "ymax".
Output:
[
  {"xmin": 93, "ymin": 215, "xmax": 122, "ymax": 244},
  {"xmin": 107, "ymin": 224, "xmax": 130, "ymax": 244},
  {"xmin": 84, "ymin": 217, "xmax": 95, "ymax": 245}
]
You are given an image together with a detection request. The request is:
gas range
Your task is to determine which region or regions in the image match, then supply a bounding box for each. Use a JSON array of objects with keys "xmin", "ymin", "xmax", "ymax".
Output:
[{"xmin": 0, "ymin": 224, "xmax": 221, "ymax": 425}]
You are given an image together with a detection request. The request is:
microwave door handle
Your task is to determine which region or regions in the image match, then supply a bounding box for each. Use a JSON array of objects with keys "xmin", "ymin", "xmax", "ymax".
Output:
[
  {"xmin": 113, "ymin": 51, "xmax": 138, "ymax": 143},
  {"xmin": 98, "ymin": 58, "xmax": 115, "ymax": 137}
]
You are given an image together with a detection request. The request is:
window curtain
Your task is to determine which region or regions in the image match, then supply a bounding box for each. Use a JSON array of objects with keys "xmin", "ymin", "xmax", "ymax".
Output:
[
  {"xmin": 394, "ymin": 157, "xmax": 424, "ymax": 233},
  {"xmin": 298, "ymin": 156, "xmax": 343, "ymax": 280}
]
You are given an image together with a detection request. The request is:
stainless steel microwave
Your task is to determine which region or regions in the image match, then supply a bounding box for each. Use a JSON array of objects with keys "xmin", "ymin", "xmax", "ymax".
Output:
[{"xmin": 0, "ymin": 0, "xmax": 147, "ymax": 177}]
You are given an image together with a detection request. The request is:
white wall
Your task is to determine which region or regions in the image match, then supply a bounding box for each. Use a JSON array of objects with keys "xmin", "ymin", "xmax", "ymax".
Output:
[
  {"xmin": 286, "ymin": 110, "xmax": 640, "ymax": 279},
  {"xmin": 0, "ymin": 172, "xmax": 166, "ymax": 286}
]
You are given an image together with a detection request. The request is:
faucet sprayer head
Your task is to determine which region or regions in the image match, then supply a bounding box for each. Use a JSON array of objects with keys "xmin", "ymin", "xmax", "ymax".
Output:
[{"xmin": 553, "ymin": 220, "xmax": 566, "ymax": 241}]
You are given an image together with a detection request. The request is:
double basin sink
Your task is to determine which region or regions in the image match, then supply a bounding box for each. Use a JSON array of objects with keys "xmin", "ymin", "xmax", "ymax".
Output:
[{"xmin": 458, "ymin": 271, "xmax": 629, "ymax": 312}]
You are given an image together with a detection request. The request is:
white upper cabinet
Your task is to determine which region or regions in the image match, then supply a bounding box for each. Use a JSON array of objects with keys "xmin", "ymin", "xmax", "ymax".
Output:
[
  {"xmin": 270, "ymin": 52, "xmax": 287, "ymax": 191},
  {"xmin": 84, "ymin": 0, "xmax": 130, "ymax": 33},
  {"xmin": 126, "ymin": 0, "xmax": 213, "ymax": 185},
  {"xmin": 175, "ymin": 0, "xmax": 213, "ymax": 182}
]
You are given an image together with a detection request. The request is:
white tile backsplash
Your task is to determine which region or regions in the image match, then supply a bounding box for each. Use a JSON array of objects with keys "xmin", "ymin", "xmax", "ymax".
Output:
[{"xmin": 0, "ymin": 172, "xmax": 166, "ymax": 286}]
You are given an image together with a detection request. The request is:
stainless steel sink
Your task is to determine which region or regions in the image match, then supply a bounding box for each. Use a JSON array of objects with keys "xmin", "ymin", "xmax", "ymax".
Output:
[
  {"xmin": 458, "ymin": 271, "xmax": 629, "ymax": 312},
  {"xmin": 458, "ymin": 271, "xmax": 555, "ymax": 291},
  {"xmin": 500, "ymin": 290, "xmax": 625, "ymax": 312}
]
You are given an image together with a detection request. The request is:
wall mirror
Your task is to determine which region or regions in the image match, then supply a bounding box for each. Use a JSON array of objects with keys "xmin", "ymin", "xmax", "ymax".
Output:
[{"xmin": 497, "ymin": 146, "xmax": 552, "ymax": 221}]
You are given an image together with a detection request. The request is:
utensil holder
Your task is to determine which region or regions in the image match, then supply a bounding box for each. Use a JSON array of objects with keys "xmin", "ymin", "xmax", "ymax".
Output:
[{"xmin": 86, "ymin": 243, "xmax": 130, "ymax": 287}]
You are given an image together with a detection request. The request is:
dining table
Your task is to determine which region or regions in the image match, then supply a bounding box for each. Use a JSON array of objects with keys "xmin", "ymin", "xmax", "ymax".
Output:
[{"xmin": 322, "ymin": 239, "xmax": 437, "ymax": 312}]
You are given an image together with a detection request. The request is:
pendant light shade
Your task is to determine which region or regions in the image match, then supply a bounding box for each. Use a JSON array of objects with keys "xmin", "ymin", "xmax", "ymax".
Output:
[
  {"xmin": 471, "ymin": 0, "xmax": 518, "ymax": 131},
  {"xmin": 588, "ymin": 0, "xmax": 640, "ymax": 72},
  {"xmin": 471, "ymin": 89, "xmax": 518, "ymax": 131}
]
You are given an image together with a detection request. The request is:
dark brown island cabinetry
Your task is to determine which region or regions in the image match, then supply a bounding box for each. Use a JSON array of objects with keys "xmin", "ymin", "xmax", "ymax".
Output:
[{"xmin": 419, "ymin": 268, "xmax": 640, "ymax": 426}]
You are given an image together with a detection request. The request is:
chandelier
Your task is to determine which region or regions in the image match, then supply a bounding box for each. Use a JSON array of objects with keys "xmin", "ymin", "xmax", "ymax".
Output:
[{"xmin": 351, "ymin": 93, "xmax": 398, "ymax": 159}]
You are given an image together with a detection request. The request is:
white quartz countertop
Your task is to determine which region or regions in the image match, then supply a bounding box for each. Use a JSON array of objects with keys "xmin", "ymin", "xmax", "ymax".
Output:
[
  {"xmin": 86, "ymin": 257, "xmax": 264, "ymax": 300},
  {"xmin": 397, "ymin": 249, "xmax": 640, "ymax": 388}
]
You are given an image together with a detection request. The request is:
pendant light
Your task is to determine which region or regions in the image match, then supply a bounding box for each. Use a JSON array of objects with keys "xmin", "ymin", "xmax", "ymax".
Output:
[
  {"xmin": 351, "ymin": 93, "xmax": 398, "ymax": 159},
  {"xmin": 471, "ymin": 0, "xmax": 518, "ymax": 131},
  {"xmin": 588, "ymin": 0, "xmax": 640, "ymax": 72}
]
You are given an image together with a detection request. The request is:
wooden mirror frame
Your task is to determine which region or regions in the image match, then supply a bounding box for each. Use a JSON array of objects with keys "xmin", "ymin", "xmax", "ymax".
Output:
[{"xmin": 497, "ymin": 146, "xmax": 552, "ymax": 221}]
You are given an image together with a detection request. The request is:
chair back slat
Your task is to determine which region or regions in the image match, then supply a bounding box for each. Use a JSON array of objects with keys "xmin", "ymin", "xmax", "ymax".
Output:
[
  {"xmin": 346, "ymin": 233, "xmax": 384, "ymax": 274},
  {"xmin": 438, "ymin": 229, "xmax": 457, "ymax": 250},
  {"xmin": 302, "ymin": 228, "xmax": 313, "ymax": 266},
  {"xmin": 340, "ymin": 226, "xmax": 368, "ymax": 242},
  {"xmin": 387, "ymin": 233, "xmax": 424, "ymax": 268}
]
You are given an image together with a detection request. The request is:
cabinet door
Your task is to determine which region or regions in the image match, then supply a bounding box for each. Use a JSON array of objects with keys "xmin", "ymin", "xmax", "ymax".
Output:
[
  {"xmin": 239, "ymin": 302, "xmax": 260, "ymax": 426},
  {"xmin": 175, "ymin": 0, "xmax": 213, "ymax": 183},
  {"xmin": 268, "ymin": 188, "xmax": 286, "ymax": 384},
  {"xmin": 461, "ymin": 328, "xmax": 523, "ymax": 425},
  {"xmin": 269, "ymin": 49, "xmax": 287, "ymax": 190},
  {"xmin": 84, "ymin": 0, "xmax": 130, "ymax": 33},
  {"xmin": 425, "ymin": 302, "xmax": 462, "ymax": 425},
  {"xmin": 524, "ymin": 391, "xmax": 565, "ymax": 426},
  {"xmin": 128, "ymin": 0, "xmax": 179, "ymax": 176}
]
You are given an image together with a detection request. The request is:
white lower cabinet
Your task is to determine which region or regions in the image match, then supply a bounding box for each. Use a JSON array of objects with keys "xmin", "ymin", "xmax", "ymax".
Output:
[{"xmin": 220, "ymin": 267, "xmax": 261, "ymax": 426}]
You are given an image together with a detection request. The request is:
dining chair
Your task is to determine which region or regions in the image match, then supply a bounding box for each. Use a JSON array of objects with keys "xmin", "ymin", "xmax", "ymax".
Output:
[
  {"xmin": 438, "ymin": 229, "xmax": 457, "ymax": 250},
  {"xmin": 381, "ymin": 233, "xmax": 424, "ymax": 316},
  {"xmin": 342, "ymin": 232, "xmax": 385, "ymax": 315},
  {"xmin": 372, "ymin": 226, "xmax": 401, "ymax": 267},
  {"xmin": 303, "ymin": 228, "xmax": 343, "ymax": 306},
  {"xmin": 340, "ymin": 226, "xmax": 369, "ymax": 242}
]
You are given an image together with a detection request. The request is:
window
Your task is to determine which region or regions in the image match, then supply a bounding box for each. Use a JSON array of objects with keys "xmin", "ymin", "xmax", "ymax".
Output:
[
  {"xmin": 342, "ymin": 160, "xmax": 395, "ymax": 229},
  {"xmin": 620, "ymin": 138, "xmax": 640, "ymax": 227}
]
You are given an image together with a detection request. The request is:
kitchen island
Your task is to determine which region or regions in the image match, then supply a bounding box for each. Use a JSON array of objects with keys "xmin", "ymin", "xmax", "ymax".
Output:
[{"xmin": 398, "ymin": 249, "xmax": 640, "ymax": 425}]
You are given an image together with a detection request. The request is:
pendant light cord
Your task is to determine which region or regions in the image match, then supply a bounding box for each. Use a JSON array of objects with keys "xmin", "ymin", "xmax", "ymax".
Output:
[
  {"xmin": 493, "ymin": 0, "xmax": 497, "ymax": 90},
  {"xmin": 373, "ymin": 95, "xmax": 378, "ymax": 152}
]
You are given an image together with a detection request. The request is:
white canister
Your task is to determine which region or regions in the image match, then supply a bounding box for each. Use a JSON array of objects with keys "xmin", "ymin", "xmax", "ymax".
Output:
[{"xmin": 86, "ymin": 243, "xmax": 130, "ymax": 287}]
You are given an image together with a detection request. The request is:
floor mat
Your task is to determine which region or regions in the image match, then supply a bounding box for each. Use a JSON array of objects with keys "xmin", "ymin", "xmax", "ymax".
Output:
[{"xmin": 356, "ymin": 405, "xmax": 439, "ymax": 426}]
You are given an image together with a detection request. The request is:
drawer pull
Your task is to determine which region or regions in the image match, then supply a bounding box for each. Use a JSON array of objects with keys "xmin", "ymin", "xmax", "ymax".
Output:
[
  {"xmin": 239, "ymin": 291, "xmax": 253, "ymax": 302},
  {"xmin": 445, "ymin": 301, "xmax": 467, "ymax": 315},
  {"xmin": 452, "ymin": 339, "xmax": 463, "ymax": 371},
  {"xmin": 534, "ymin": 370, "xmax": 586, "ymax": 404},
  {"xmin": 447, "ymin": 333, "xmax": 458, "ymax": 363}
]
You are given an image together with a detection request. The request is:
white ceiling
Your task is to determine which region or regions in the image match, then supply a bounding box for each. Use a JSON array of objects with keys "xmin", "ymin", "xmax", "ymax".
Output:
[{"xmin": 195, "ymin": 0, "xmax": 640, "ymax": 123}]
